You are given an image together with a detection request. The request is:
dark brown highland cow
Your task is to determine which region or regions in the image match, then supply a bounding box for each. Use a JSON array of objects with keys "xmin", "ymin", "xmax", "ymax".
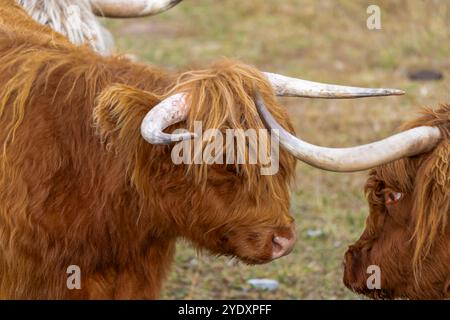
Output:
[
  {"xmin": 344, "ymin": 105, "xmax": 449, "ymax": 299},
  {"xmin": 0, "ymin": 0, "xmax": 444, "ymax": 299}
]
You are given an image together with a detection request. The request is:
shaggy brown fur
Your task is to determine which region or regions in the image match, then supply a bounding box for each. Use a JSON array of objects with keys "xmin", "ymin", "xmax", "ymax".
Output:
[
  {"xmin": 0, "ymin": 0, "xmax": 296, "ymax": 299},
  {"xmin": 344, "ymin": 105, "xmax": 450, "ymax": 299}
]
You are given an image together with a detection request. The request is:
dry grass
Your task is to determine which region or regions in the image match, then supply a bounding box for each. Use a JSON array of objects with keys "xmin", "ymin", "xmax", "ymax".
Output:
[{"xmin": 105, "ymin": 0, "xmax": 449, "ymax": 299}]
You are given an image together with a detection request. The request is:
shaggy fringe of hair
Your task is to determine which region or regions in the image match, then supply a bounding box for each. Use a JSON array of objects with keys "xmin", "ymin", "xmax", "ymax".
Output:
[
  {"xmin": 16, "ymin": 0, "xmax": 113, "ymax": 54},
  {"xmin": 170, "ymin": 60, "xmax": 295, "ymax": 192},
  {"xmin": 368, "ymin": 104, "xmax": 450, "ymax": 282}
]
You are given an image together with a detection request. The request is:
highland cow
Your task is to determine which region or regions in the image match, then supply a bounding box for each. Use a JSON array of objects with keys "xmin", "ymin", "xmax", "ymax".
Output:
[
  {"xmin": 344, "ymin": 105, "xmax": 449, "ymax": 299},
  {"xmin": 0, "ymin": 0, "xmax": 442, "ymax": 299}
]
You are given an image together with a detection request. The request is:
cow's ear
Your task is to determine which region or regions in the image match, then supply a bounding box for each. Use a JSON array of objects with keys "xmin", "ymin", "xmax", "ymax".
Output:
[{"xmin": 93, "ymin": 84, "xmax": 160, "ymax": 151}]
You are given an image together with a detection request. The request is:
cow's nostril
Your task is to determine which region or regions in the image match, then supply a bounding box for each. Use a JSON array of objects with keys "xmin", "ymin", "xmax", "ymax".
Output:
[
  {"xmin": 271, "ymin": 234, "xmax": 296, "ymax": 259},
  {"xmin": 272, "ymin": 236, "xmax": 286, "ymax": 251}
]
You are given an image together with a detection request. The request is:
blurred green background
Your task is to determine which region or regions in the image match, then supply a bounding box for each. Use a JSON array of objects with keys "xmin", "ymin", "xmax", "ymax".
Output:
[{"xmin": 105, "ymin": 0, "xmax": 449, "ymax": 299}]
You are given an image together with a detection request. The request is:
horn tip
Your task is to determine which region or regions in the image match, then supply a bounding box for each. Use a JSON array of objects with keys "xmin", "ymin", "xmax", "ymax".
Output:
[{"xmin": 390, "ymin": 89, "xmax": 406, "ymax": 96}]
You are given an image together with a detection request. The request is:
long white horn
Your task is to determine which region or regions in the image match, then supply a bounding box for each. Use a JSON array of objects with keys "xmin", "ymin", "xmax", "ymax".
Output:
[
  {"xmin": 140, "ymin": 72, "xmax": 410, "ymax": 153},
  {"xmin": 264, "ymin": 72, "xmax": 405, "ymax": 98},
  {"xmin": 140, "ymin": 93, "xmax": 195, "ymax": 145},
  {"xmin": 255, "ymin": 91, "xmax": 442, "ymax": 172},
  {"xmin": 91, "ymin": 0, "xmax": 182, "ymax": 18}
]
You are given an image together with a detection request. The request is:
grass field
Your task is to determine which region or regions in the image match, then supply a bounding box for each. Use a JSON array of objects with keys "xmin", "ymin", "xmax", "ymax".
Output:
[{"xmin": 105, "ymin": 0, "xmax": 449, "ymax": 299}]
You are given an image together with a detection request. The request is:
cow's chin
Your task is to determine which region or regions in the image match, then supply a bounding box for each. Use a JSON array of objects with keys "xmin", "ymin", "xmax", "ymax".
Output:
[
  {"xmin": 343, "ymin": 248, "xmax": 397, "ymax": 299},
  {"xmin": 236, "ymin": 254, "xmax": 274, "ymax": 265},
  {"xmin": 345, "ymin": 285, "xmax": 395, "ymax": 300}
]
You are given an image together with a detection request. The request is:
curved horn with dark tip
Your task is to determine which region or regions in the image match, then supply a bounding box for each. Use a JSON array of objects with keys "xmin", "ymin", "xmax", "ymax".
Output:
[
  {"xmin": 263, "ymin": 72, "xmax": 405, "ymax": 98},
  {"xmin": 91, "ymin": 0, "xmax": 182, "ymax": 18},
  {"xmin": 254, "ymin": 91, "xmax": 442, "ymax": 172},
  {"xmin": 140, "ymin": 92, "xmax": 195, "ymax": 145}
]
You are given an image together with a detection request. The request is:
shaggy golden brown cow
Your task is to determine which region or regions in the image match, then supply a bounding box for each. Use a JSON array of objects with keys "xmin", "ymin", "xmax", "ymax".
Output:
[
  {"xmin": 0, "ymin": 0, "xmax": 443, "ymax": 299},
  {"xmin": 3, "ymin": 0, "xmax": 293, "ymax": 299},
  {"xmin": 344, "ymin": 105, "xmax": 449, "ymax": 299}
]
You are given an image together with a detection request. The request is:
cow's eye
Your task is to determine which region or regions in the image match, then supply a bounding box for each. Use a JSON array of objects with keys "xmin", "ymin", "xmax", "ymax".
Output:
[{"xmin": 384, "ymin": 191, "xmax": 403, "ymax": 205}]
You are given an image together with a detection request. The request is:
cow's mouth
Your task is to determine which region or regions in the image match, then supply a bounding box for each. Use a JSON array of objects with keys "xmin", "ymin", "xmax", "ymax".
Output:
[
  {"xmin": 237, "ymin": 255, "xmax": 274, "ymax": 265},
  {"xmin": 343, "ymin": 269, "xmax": 395, "ymax": 299},
  {"xmin": 343, "ymin": 246, "xmax": 397, "ymax": 300},
  {"xmin": 343, "ymin": 264, "xmax": 391, "ymax": 299}
]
